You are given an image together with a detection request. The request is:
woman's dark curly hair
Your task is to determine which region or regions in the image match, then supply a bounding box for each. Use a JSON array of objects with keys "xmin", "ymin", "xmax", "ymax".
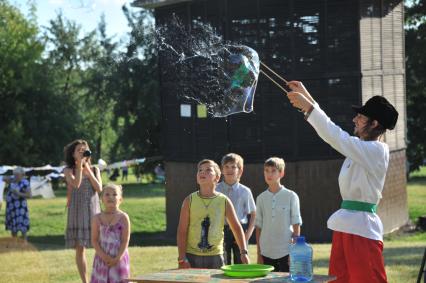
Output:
[{"xmin": 64, "ymin": 139, "xmax": 89, "ymax": 168}]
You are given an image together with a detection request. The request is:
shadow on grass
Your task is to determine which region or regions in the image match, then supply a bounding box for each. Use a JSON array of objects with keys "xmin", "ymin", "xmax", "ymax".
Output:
[
  {"xmin": 53, "ymin": 183, "xmax": 165, "ymax": 199},
  {"xmin": 122, "ymin": 183, "xmax": 165, "ymax": 198},
  {"xmin": 383, "ymin": 245, "xmax": 425, "ymax": 266},
  {"xmin": 15, "ymin": 230, "xmax": 174, "ymax": 251},
  {"xmin": 130, "ymin": 231, "xmax": 175, "ymax": 246},
  {"xmin": 408, "ymin": 176, "xmax": 426, "ymax": 185},
  {"xmin": 312, "ymin": 258, "xmax": 331, "ymax": 269},
  {"xmin": 308, "ymin": 245, "xmax": 426, "ymax": 270}
]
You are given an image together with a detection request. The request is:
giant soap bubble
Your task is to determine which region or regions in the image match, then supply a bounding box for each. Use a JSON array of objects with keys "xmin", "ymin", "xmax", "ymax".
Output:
[{"xmin": 157, "ymin": 17, "xmax": 260, "ymax": 117}]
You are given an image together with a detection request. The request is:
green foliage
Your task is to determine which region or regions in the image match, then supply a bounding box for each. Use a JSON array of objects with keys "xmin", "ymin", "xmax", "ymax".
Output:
[
  {"xmin": 405, "ymin": 0, "xmax": 426, "ymax": 172},
  {"xmin": 0, "ymin": 0, "xmax": 160, "ymax": 166},
  {"xmin": 109, "ymin": 7, "xmax": 160, "ymax": 161},
  {"xmin": 0, "ymin": 2, "xmax": 100, "ymax": 165},
  {"xmin": 80, "ymin": 15, "xmax": 119, "ymax": 161},
  {"xmin": 0, "ymin": 0, "xmax": 44, "ymax": 165}
]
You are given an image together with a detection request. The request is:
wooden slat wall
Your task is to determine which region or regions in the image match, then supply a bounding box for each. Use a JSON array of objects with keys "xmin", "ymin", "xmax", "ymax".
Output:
[
  {"xmin": 377, "ymin": 149, "xmax": 409, "ymax": 233},
  {"xmin": 359, "ymin": 0, "xmax": 406, "ymax": 151}
]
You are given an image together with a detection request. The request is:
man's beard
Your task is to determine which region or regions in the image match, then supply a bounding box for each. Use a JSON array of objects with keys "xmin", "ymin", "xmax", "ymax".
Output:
[{"xmin": 353, "ymin": 127, "xmax": 359, "ymax": 137}]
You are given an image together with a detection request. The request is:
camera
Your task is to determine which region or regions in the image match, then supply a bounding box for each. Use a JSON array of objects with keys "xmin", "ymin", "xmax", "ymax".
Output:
[{"xmin": 83, "ymin": 149, "xmax": 92, "ymax": 157}]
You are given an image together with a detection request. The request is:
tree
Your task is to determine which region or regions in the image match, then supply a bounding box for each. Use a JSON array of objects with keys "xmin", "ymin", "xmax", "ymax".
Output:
[
  {"xmin": 0, "ymin": 3, "xmax": 112, "ymax": 166},
  {"xmin": 42, "ymin": 12, "xmax": 105, "ymax": 162},
  {"xmin": 0, "ymin": 0, "xmax": 44, "ymax": 165},
  {"xmin": 82, "ymin": 14, "xmax": 118, "ymax": 161},
  {"xmin": 0, "ymin": 1, "xmax": 160, "ymax": 166},
  {"xmin": 109, "ymin": 6, "xmax": 160, "ymax": 161},
  {"xmin": 405, "ymin": 0, "xmax": 426, "ymax": 172}
]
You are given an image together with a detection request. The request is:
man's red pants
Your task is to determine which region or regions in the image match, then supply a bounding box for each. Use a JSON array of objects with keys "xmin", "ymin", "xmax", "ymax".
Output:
[{"xmin": 329, "ymin": 231, "xmax": 387, "ymax": 283}]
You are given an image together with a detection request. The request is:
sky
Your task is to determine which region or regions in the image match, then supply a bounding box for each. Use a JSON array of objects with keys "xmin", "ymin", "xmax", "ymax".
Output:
[{"xmin": 12, "ymin": 0, "xmax": 136, "ymax": 39}]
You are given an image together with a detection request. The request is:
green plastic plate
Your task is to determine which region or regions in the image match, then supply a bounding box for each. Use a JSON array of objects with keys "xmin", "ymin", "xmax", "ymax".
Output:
[{"xmin": 221, "ymin": 264, "xmax": 274, "ymax": 278}]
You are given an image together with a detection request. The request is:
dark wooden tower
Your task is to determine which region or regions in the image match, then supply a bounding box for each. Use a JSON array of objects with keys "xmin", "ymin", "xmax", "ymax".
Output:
[{"xmin": 134, "ymin": 0, "xmax": 408, "ymax": 241}]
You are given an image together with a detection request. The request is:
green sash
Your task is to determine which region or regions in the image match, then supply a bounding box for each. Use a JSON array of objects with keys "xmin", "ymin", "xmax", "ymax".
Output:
[{"xmin": 341, "ymin": 200, "xmax": 377, "ymax": 213}]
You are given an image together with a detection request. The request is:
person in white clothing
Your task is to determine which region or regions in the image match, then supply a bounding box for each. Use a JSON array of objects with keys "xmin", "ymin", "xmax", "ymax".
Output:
[{"xmin": 287, "ymin": 81, "xmax": 398, "ymax": 283}]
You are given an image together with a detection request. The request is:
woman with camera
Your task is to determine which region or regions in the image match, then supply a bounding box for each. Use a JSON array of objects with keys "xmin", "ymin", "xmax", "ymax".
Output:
[{"xmin": 64, "ymin": 139, "xmax": 102, "ymax": 283}]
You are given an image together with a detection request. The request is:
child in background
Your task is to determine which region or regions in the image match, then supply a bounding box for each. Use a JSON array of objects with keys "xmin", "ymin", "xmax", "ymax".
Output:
[
  {"xmin": 216, "ymin": 153, "xmax": 256, "ymax": 264},
  {"xmin": 177, "ymin": 159, "xmax": 249, "ymax": 269},
  {"xmin": 255, "ymin": 157, "xmax": 302, "ymax": 272},
  {"xmin": 91, "ymin": 184, "xmax": 130, "ymax": 283}
]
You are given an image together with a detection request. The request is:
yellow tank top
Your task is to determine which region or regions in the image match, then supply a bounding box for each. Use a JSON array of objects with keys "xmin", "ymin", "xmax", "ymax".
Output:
[{"xmin": 186, "ymin": 191, "xmax": 227, "ymax": 256}]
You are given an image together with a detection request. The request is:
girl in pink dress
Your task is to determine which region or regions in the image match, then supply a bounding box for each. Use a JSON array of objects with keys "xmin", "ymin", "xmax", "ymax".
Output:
[{"xmin": 91, "ymin": 184, "xmax": 130, "ymax": 283}]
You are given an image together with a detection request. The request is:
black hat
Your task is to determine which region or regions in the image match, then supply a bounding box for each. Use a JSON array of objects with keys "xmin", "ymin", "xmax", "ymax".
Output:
[{"xmin": 352, "ymin": 96, "xmax": 398, "ymax": 130}]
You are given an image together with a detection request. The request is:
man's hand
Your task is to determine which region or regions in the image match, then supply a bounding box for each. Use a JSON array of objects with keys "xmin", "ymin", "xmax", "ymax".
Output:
[
  {"xmin": 287, "ymin": 91, "xmax": 313, "ymax": 113},
  {"xmin": 287, "ymin": 81, "xmax": 315, "ymax": 104}
]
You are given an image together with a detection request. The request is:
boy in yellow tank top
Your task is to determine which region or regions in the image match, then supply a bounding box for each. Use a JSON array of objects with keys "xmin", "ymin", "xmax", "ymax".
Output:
[{"xmin": 177, "ymin": 159, "xmax": 250, "ymax": 269}]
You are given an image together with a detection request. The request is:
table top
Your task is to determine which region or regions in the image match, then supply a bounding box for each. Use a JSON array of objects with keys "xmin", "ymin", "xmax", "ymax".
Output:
[{"xmin": 125, "ymin": 268, "xmax": 336, "ymax": 283}]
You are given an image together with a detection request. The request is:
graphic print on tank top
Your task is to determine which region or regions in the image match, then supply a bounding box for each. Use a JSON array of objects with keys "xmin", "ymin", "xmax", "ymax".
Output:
[{"xmin": 198, "ymin": 215, "xmax": 213, "ymax": 251}]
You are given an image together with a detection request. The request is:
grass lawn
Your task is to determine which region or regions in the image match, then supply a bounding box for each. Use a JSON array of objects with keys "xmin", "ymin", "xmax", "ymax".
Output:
[
  {"xmin": 408, "ymin": 167, "xmax": 426, "ymax": 225},
  {"xmin": 0, "ymin": 171, "xmax": 424, "ymax": 282}
]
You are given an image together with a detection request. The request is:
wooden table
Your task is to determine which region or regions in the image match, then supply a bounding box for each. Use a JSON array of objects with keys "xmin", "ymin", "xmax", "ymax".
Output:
[{"xmin": 126, "ymin": 268, "xmax": 336, "ymax": 283}]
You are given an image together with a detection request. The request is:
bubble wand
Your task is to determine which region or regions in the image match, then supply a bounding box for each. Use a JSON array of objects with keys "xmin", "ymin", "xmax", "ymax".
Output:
[{"xmin": 259, "ymin": 61, "xmax": 289, "ymax": 93}]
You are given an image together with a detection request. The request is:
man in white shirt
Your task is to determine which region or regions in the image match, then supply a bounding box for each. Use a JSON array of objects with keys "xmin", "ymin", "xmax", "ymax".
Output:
[{"xmin": 287, "ymin": 81, "xmax": 398, "ymax": 283}]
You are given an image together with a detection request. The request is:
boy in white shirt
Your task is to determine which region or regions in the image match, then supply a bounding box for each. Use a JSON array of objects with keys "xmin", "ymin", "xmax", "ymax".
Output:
[
  {"xmin": 255, "ymin": 157, "xmax": 302, "ymax": 272},
  {"xmin": 216, "ymin": 153, "xmax": 256, "ymax": 264}
]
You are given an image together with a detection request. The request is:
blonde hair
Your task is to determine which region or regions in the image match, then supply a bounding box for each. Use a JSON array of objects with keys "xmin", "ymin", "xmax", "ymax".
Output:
[
  {"xmin": 264, "ymin": 157, "xmax": 285, "ymax": 172},
  {"xmin": 197, "ymin": 159, "xmax": 221, "ymax": 178},
  {"xmin": 102, "ymin": 183, "xmax": 123, "ymax": 198},
  {"xmin": 221, "ymin": 153, "xmax": 244, "ymax": 170}
]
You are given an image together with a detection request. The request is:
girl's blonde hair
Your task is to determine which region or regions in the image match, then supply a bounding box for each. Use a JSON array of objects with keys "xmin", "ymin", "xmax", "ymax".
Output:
[{"xmin": 102, "ymin": 183, "xmax": 123, "ymax": 197}]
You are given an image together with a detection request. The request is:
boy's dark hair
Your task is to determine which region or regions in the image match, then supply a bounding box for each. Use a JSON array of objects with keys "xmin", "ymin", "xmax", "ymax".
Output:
[
  {"xmin": 64, "ymin": 139, "xmax": 89, "ymax": 168},
  {"xmin": 221, "ymin": 153, "xmax": 244, "ymax": 170},
  {"xmin": 264, "ymin": 157, "xmax": 285, "ymax": 172}
]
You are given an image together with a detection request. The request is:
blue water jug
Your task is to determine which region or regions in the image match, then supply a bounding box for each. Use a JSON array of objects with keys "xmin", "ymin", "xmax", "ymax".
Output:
[{"xmin": 289, "ymin": 236, "xmax": 313, "ymax": 282}]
